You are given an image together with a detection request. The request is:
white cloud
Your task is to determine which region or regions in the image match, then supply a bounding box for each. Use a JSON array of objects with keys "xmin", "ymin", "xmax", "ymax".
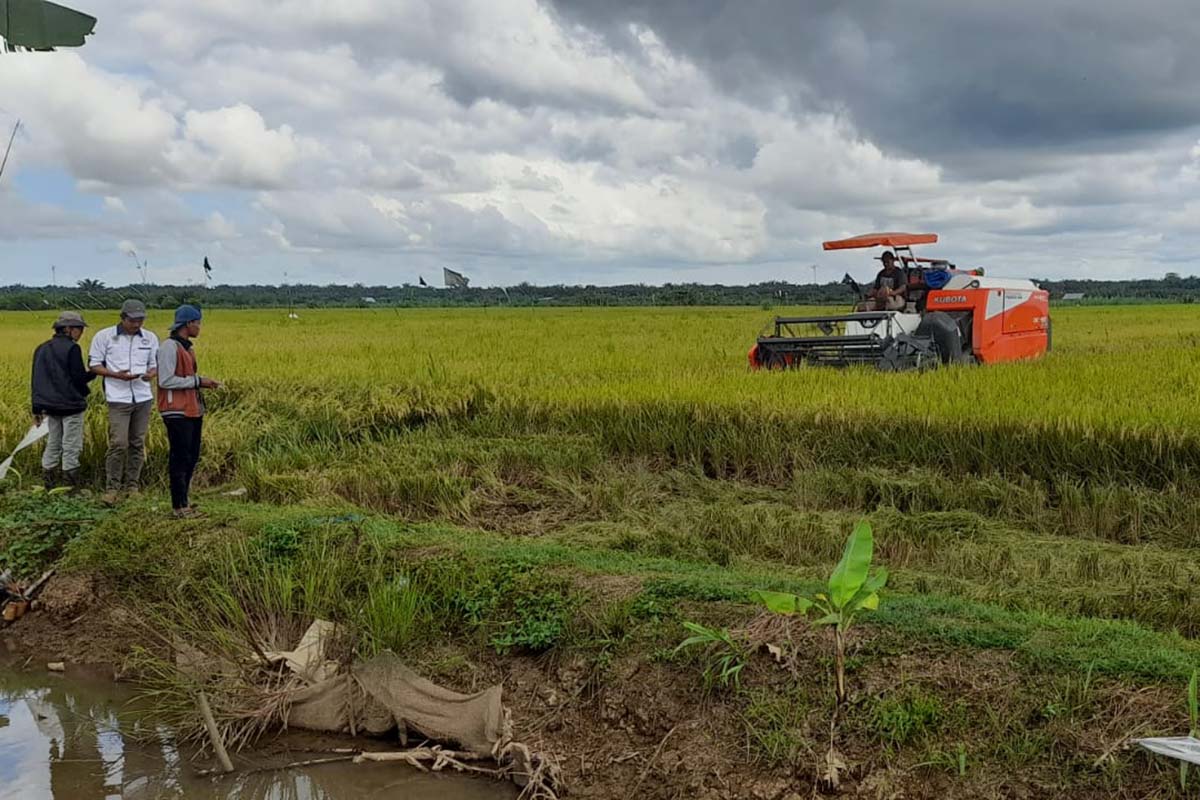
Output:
[
  {"xmin": 205, "ymin": 211, "xmax": 238, "ymax": 239},
  {"xmin": 176, "ymin": 104, "xmax": 318, "ymax": 188},
  {"xmin": 0, "ymin": 54, "xmax": 180, "ymax": 186},
  {"xmin": 2, "ymin": 0, "xmax": 1199, "ymax": 285}
]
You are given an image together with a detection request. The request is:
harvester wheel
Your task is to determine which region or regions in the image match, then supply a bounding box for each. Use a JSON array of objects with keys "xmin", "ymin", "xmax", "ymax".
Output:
[
  {"xmin": 915, "ymin": 311, "xmax": 963, "ymax": 364},
  {"xmin": 766, "ymin": 349, "xmax": 789, "ymax": 370}
]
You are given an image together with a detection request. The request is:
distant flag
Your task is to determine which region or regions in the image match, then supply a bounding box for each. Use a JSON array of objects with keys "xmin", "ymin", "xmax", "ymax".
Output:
[
  {"xmin": 443, "ymin": 267, "xmax": 470, "ymax": 289},
  {"xmin": 418, "ymin": 275, "xmax": 428, "ymax": 287},
  {"xmin": 203, "ymin": 256, "xmax": 212, "ymax": 276}
]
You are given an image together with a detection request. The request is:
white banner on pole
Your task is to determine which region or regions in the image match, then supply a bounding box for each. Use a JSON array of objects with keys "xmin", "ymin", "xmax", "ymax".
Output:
[{"xmin": 0, "ymin": 420, "xmax": 50, "ymax": 481}]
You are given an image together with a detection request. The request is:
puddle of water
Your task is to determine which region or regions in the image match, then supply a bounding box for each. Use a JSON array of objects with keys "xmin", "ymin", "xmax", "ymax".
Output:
[{"xmin": 0, "ymin": 668, "xmax": 514, "ymax": 800}]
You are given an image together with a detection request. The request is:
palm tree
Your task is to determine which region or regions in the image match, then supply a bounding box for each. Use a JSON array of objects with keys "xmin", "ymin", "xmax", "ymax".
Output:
[{"xmin": 77, "ymin": 278, "xmax": 106, "ymax": 291}]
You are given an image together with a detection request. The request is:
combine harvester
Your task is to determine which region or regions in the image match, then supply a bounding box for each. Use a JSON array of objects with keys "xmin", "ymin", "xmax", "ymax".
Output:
[{"xmin": 750, "ymin": 232, "xmax": 1051, "ymax": 371}]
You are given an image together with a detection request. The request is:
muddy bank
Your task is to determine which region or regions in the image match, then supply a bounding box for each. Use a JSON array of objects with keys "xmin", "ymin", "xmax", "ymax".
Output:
[
  {"xmin": 1, "ymin": 576, "xmax": 753, "ymax": 799},
  {"xmin": 5, "ymin": 490, "xmax": 1197, "ymax": 799},
  {"xmin": 2, "ymin": 573, "xmax": 1187, "ymax": 800},
  {"xmin": 0, "ymin": 573, "xmax": 135, "ymax": 671}
]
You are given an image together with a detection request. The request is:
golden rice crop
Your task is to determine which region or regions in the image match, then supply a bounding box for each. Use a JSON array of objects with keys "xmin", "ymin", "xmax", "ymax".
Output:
[{"xmin": 0, "ymin": 304, "xmax": 1197, "ymax": 488}]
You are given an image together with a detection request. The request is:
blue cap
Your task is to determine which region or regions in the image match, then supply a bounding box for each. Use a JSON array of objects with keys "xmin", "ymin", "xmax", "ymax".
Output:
[{"xmin": 171, "ymin": 304, "xmax": 202, "ymax": 331}]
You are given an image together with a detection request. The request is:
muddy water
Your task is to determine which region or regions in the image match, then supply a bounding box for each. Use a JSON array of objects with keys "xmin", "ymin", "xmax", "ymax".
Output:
[{"xmin": 0, "ymin": 668, "xmax": 514, "ymax": 800}]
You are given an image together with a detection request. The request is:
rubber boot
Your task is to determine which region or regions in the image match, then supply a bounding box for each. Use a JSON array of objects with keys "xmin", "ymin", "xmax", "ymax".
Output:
[
  {"xmin": 42, "ymin": 468, "xmax": 59, "ymax": 490},
  {"xmin": 62, "ymin": 468, "xmax": 82, "ymax": 492}
]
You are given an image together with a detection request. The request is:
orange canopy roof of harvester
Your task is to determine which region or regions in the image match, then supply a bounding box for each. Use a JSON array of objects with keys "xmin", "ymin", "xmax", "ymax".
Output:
[{"xmin": 822, "ymin": 232, "xmax": 938, "ymax": 251}]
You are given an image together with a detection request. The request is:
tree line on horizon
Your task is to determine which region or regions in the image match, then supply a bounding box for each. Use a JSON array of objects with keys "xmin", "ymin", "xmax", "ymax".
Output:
[{"xmin": 0, "ymin": 274, "xmax": 1196, "ymax": 311}]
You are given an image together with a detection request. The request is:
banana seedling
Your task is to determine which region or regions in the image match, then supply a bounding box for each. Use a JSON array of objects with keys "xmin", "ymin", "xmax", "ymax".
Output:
[{"xmin": 753, "ymin": 521, "xmax": 887, "ymax": 704}]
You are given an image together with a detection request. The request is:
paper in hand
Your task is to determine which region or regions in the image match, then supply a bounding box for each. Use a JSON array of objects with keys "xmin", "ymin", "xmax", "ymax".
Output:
[{"xmin": 0, "ymin": 420, "xmax": 50, "ymax": 481}]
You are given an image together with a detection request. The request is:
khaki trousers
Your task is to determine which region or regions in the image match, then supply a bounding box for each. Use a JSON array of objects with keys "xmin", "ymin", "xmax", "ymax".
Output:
[{"xmin": 105, "ymin": 400, "xmax": 152, "ymax": 490}]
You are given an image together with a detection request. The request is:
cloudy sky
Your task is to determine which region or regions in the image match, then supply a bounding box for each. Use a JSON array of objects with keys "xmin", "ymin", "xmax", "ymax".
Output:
[{"xmin": 1, "ymin": 0, "xmax": 1198, "ymax": 287}]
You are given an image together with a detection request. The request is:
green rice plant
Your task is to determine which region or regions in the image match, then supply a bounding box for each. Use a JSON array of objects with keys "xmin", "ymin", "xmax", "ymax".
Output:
[{"xmin": 360, "ymin": 574, "xmax": 425, "ymax": 656}]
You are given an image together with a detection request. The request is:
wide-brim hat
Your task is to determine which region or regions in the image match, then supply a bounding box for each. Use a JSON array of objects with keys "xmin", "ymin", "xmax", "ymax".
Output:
[{"xmin": 53, "ymin": 311, "xmax": 88, "ymax": 329}]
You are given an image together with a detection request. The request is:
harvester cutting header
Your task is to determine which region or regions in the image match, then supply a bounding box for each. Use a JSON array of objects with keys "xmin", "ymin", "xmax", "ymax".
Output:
[{"xmin": 750, "ymin": 232, "xmax": 1051, "ymax": 371}]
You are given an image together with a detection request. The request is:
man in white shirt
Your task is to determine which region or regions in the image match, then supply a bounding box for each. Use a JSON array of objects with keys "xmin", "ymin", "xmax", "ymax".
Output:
[{"xmin": 88, "ymin": 299, "xmax": 159, "ymax": 503}]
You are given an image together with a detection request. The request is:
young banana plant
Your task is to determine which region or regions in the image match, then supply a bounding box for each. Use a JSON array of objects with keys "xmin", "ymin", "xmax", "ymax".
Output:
[{"xmin": 753, "ymin": 521, "xmax": 887, "ymax": 704}]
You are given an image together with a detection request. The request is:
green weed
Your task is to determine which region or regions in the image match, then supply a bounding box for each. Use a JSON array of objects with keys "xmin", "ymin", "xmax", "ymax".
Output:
[
  {"xmin": 869, "ymin": 689, "xmax": 945, "ymax": 748},
  {"xmin": 741, "ymin": 688, "xmax": 808, "ymax": 766},
  {"xmin": 673, "ymin": 620, "xmax": 747, "ymax": 693},
  {"xmin": 0, "ymin": 489, "xmax": 106, "ymax": 579}
]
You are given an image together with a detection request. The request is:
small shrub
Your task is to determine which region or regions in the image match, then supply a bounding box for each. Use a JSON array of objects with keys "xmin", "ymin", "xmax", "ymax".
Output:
[
  {"xmin": 421, "ymin": 557, "xmax": 577, "ymax": 653},
  {"xmin": 252, "ymin": 521, "xmax": 307, "ymax": 561},
  {"xmin": 490, "ymin": 584, "xmax": 573, "ymax": 653},
  {"xmin": 629, "ymin": 592, "xmax": 673, "ymax": 622},
  {"xmin": 0, "ymin": 489, "xmax": 106, "ymax": 579}
]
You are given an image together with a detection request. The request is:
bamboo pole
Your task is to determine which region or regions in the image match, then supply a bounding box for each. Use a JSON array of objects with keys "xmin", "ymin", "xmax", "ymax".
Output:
[{"xmin": 197, "ymin": 691, "xmax": 234, "ymax": 773}]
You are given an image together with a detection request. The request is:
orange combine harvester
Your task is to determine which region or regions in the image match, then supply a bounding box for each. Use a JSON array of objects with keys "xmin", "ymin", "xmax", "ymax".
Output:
[{"xmin": 750, "ymin": 232, "xmax": 1051, "ymax": 371}]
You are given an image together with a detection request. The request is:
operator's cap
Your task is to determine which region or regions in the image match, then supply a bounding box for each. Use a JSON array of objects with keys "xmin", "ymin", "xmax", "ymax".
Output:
[
  {"xmin": 53, "ymin": 311, "xmax": 88, "ymax": 329},
  {"xmin": 170, "ymin": 304, "xmax": 202, "ymax": 331},
  {"xmin": 120, "ymin": 299, "xmax": 147, "ymax": 319},
  {"xmin": 880, "ymin": 250, "xmax": 897, "ymax": 262}
]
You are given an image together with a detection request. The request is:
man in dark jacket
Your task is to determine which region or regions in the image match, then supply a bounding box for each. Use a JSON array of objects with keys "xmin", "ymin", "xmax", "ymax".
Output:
[{"xmin": 31, "ymin": 311, "xmax": 96, "ymax": 488}]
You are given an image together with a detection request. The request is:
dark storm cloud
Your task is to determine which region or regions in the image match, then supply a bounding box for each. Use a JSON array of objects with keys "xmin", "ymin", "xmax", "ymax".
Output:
[{"xmin": 546, "ymin": 0, "xmax": 1200, "ymax": 162}]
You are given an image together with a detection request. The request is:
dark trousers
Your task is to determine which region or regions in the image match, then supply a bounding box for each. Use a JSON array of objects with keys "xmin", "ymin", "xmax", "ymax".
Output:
[{"xmin": 163, "ymin": 416, "xmax": 203, "ymax": 510}]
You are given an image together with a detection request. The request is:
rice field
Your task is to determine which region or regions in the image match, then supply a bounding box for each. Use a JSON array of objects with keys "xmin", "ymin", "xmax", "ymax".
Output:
[{"xmin": 1, "ymin": 304, "xmax": 1198, "ymax": 488}]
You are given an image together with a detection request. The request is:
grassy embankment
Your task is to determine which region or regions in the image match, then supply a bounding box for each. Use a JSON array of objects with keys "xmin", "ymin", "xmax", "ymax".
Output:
[
  {"xmin": 2, "ymin": 305, "xmax": 1200, "ymax": 796},
  {"xmin": 4, "ymin": 488, "xmax": 1198, "ymax": 797}
]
